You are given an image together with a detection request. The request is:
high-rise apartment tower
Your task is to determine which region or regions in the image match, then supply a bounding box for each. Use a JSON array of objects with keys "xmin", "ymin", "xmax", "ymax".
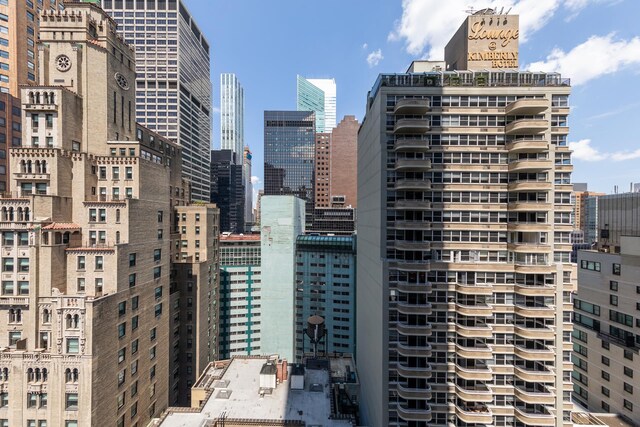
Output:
[
  {"xmin": 357, "ymin": 10, "xmax": 576, "ymax": 427},
  {"xmin": 297, "ymin": 76, "xmax": 336, "ymax": 132}
]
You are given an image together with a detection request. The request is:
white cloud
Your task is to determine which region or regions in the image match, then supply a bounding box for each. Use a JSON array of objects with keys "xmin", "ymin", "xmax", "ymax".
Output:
[
  {"xmin": 362, "ymin": 43, "xmax": 368, "ymax": 50},
  {"xmin": 526, "ymin": 34, "xmax": 640, "ymax": 85},
  {"xmin": 389, "ymin": 0, "xmax": 618, "ymax": 59},
  {"xmin": 211, "ymin": 106, "xmax": 221, "ymax": 114},
  {"xmin": 569, "ymin": 139, "xmax": 640, "ymax": 162},
  {"xmin": 250, "ymin": 176, "xmax": 261, "ymax": 185},
  {"xmin": 366, "ymin": 49, "xmax": 384, "ymax": 67}
]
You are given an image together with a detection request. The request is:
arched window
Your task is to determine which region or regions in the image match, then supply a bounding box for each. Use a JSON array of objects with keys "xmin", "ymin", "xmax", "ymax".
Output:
[
  {"xmin": 16, "ymin": 207, "xmax": 23, "ymax": 222},
  {"xmin": 20, "ymin": 160, "xmax": 26, "ymax": 173},
  {"xmin": 8, "ymin": 207, "xmax": 13, "ymax": 221},
  {"xmin": 29, "ymin": 92, "xmax": 35, "ymax": 104},
  {"xmin": 26, "ymin": 160, "xmax": 32, "ymax": 173},
  {"xmin": 72, "ymin": 314, "xmax": 80, "ymax": 328},
  {"xmin": 34, "ymin": 368, "xmax": 41, "ymax": 381},
  {"xmin": 42, "ymin": 309, "xmax": 51, "ymax": 324},
  {"xmin": 42, "ymin": 368, "xmax": 48, "ymax": 382},
  {"xmin": 1, "ymin": 207, "xmax": 6, "ymax": 221},
  {"xmin": 1, "ymin": 368, "xmax": 8, "ymax": 381},
  {"xmin": 34, "ymin": 93, "xmax": 40, "ymax": 104},
  {"xmin": 49, "ymin": 92, "xmax": 55, "ymax": 104},
  {"xmin": 116, "ymin": 231, "xmax": 120, "ymax": 244},
  {"xmin": 24, "ymin": 208, "xmax": 30, "ymax": 221},
  {"xmin": 65, "ymin": 314, "xmax": 72, "ymax": 329},
  {"xmin": 27, "ymin": 368, "xmax": 34, "ymax": 382},
  {"xmin": 15, "ymin": 309, "xmax": 21, "ymax": 323},
  {"xmin": 116, "ymin": 209, "xmax": 120, "ymax": 223},
  {"xmin": 41, "ymin": 160, "xmax": 47, "ymax": 173}
]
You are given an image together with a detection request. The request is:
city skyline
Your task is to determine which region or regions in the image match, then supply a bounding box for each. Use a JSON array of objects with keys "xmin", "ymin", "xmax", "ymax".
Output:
[{"xmin": 190, "ymin": 0, "xmax": 640, "ymax": 195}]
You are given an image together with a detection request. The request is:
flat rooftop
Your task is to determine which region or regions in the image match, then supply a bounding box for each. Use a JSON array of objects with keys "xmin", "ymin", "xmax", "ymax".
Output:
[{"xmin": 154, "ymin": 357, "xmax": 353, "ymax": 427}]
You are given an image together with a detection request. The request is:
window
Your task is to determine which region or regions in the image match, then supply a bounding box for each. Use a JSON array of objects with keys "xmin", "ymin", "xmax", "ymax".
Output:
[
  {"xmin": 96, "ymin": 278, "xmax": 103, "ymax": 294},
  {"xmin": 154, "ymin": 286, "xmax": 162, "ymax": 299},
  {"xmin": 610, "ymin": 295, "xmax": 618, "ymax": 306},
  {"xmin": 150, "ymin": 364, "xmax": 156, "ymax": 380},
  {"xmin": 18, "ymin": 281, "xmax": 29, "ymax": 295},
  {"xmin": 613, "ymin": 263, "xmax": 621, "ymax": 275},
  {"xmin": 125, "ymin": 167, "xmax": 133, "ymax": 179},
  {"xmin": 118, "ymin": 301, "xmax": 126, "ymax": 317},
  {"xmin": 77, "ymin": 278, "xmax": 85, "ymax": 292},
  {"xmin": 601, "ymin": 371, "xmax": 610, "ymax": 381},
  {"xmin": 132, "ymin": 339, "xmax": 138, "ymax": 355},
  {"xmin": 580, "ymin": 260, "xmax": 601, "ymax": 271},
  {"xmin": 150, "ymin": 327, "xmax": 156, "ymax": 341},
  {"xmin": 129, "ymin": 274, "xmax": 136, "ymax": 288},
  {"xmin": 66, "ymin": 338, "xmax": 79, "ymax": 354},
  {"xmin": 154, "ymin": 249, "xmax": 161, "ymax": 262},
  {"xmin": 1, "ymin": 258, "xmax": 12, "ymax": 272},
  {"xmin": 602, "ymin": 402, "xmax": 610, "ymax": 412},
  {"xmin": 602, "ymin": 386, "xmax": 610, "ymax": 397},
  {"xmin": 625, "ymin": 350, "xmax": 634, "ymax": 361},
  {"xmin": 601, "ymin": 356, "xmax": 610, "ymax": 366},
  {"xmin": 131, "ymin": 360, "xmax": 138, "ymax": 375},
  {"xmin": 157, "ymin": 211, "xmax": 163, "ymax": 222},
  {"xmin": 95, "ymin": 256, "xmax": 104, "ymax": 271},
  {"xmin": 624, "ymin": 367, "xmax": 633, "ymax": 378},
  {"xmin": 154, "ymin": 303, "xmax": 162, "ymax": 317},
  {"xmin": 149, "ymin": 346, "xmax": 156, "ymax": 360},
  {"xmin": 132, "ymin": 296, "xmax": 139, "ymax": 310},
  {"xmin": 602, "ymin": 340, "xmax": 610, "ymax": 350},
  {"xmin": 118, "ymin": 322, "xmax": 126, "ymax": 338},
  {"xmin": 65, "ymin": 393, "xmax": 78, "ymax": 411},
  {"xmin": 112, "ymin": 166, "xmax": 120, "ymax": 180},
  {"xmin": 131, "ymin": 381, "xmax": 138, "ymax": 397},
  {"xmin": 118, "ymin": 347, "xmax": 126, "ymax": 364},
  {"xmin": 153, "ymin": 266, "xmax": 161, "ymax": 279},
  {"xmin": 131, "ymin": 315, "xmax": 138, "ymax": 331},
  {"xmin": 624, "ymin": 382, "xmax": 633, "ymax": 394},
  {"xmin": 610, "ymin": 281, "xmax": 618, "ymax": 291},
  {"xmin": 28, "ymin": 393, "xmax": 37, "ymax": 408},
  {"xmin": 77, "ymin": 256, "xmax": 85, "ymax": 270},
  {"xmin": 624, "ymin": 400, "xmax": 633, "ymax": 411},
  {"xmin": 129, "ymin": 253, "xmax": 136, "ymax": 267}
]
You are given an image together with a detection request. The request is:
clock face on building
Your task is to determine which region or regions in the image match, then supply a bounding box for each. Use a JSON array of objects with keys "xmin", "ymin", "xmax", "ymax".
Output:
[
  {"xmin": 55, "ymin": 55, "xmax": 72, "ymax": 72},
  {"xmin": 115, "ymin": 72, "xmax": 130, "ymax": 90}
]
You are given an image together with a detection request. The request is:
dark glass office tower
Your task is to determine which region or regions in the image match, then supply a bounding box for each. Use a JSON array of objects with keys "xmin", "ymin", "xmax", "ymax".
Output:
[
  {"xmin": 264, "ymin": 111, "xmax": 316, "ymax": 225},
  {"xmin": 210, "ymin": 149, "xmax": 245, "ymax": 233}
]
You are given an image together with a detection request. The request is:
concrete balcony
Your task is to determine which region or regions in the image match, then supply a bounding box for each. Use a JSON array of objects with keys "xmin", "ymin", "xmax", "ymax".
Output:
[
  {"xmin": 506, "ymin": 222, "xmax": 552, "ymax": 233},
  {"xmin": 396, "ymin": 322, "xmax": 432, "ymax": 336},
  {"xmin": 508, "ymin": 159, "xmax": 554, "ymax": 172},
  {"xmin": 390, "ymin": 261, "xmax": 431, "ymax": 272},
  {"xmin": 456, "ymin": 323, "xmax": 493, "ymax": 339},
  {"xmin": 395, "ymin": 362, "xmax": 432, "ymax": 379},
  {"xmin": 505, "ymin": 119, "xmax": 548, "ymax": 135},
  {"xmin": 395, "ymin": 281, "xmax": 432, "ymax": 293},
  {"xmin": 514, "ymin": 366, "xmax": 555, "ymax": 383},
  {"xmin": 393, "ymin": 201, "xmax": 432, "ymax": 211},
  {"xmin": 506, "ymin": 138, "xmax": 549, "ymax": 153},
  {"xmin": 394, "ymin": 119, "xmax": 430, "ymax": 134},
  {"xmin": 505, "ymin": 98, "xmax": 549, "ymax": 115},
  {"xmin": 395, "ymin": 158, "xmax": 432, "ymax": 171},
  {"xmin": 392, "ymin": 220, "xmax": 431, "ymax": 230},
  {"xmin": 455, "ymin": 384, "xmax": 493, "ymax": 402},
  {"xmin": 455, "ymin": 404, "xmax": 493, "ymax": 424},
  {"xmin": 394, "ymin": 98, "xmax": 430, "ymax": 115},
  {"xmin": 394, "ymin": 139, "xmax": 430, "ymax": 152},
  {"xmin": 514, "ymin": 407, "xmax": 555, "ymax": 426},
  {"xmin": 515, "ymin": 284, "xmax": 555, "ymax": 297},
  {"xmin": 397, "ymin": 404, "xmax": 432, "ymax": 422},
  {"xmin": 507, "ymin": 181, "xmax": 553, "ymax": 192},
  {"xmin": 397, "ymin": 343, "xmax": 432, "ymax": 358},
  {"xmin": 395, "ymin": 179, "xmax": 432, "ymax": 190},
  {"xmin": 507, "ymin": 242, "xmax": 552, "ymax": 253},
  {"xmin": 397, "ymin": 302, "xmax": 432, "ymax": 316},
  {"xmin": 514, "ymin": 304, "xmax": 556, "ymax": 318},
  {"xmin": 454, "ymin": 343, "xmax": 493, "ymax": 359},
  {"xmin": 0, "ymin": 296, "xmax": 30, "ymax": 306},
  {"xmin": 455, "ymin": 364, "xmax": 493, "ymax": 381},
  {"xmin": 514, "ymin": 345, "xmax": 555, "ymax": 361},
  {"xmin": 454, "ymin": 303, "xmax": 493, "ymax": 317},
  {"xmin": 397, "ymin": 384, "xmax": 432, "ymax": 400},
  {"xmin": 394, "ymin": 240, "xmax": 431, "ymax": 252},
  {"xmin": 514, "ymin": 386, "xmax": 555, "ymax": 405},
  {"xmin": 507, "ymin": 202, "xmax": 552, "ymax": 211},
  {"xmin": 514, "ymin": 325, "xmax": 556, "ymax": 339},
  {"xmin": 455, "ymin": 283, "xmax": 493, "ymax": 295}
]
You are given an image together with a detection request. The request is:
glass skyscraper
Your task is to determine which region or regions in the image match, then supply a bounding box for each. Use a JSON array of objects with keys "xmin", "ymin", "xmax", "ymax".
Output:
[
  {"xmin": 220, "ymin": 73, "xmax": 244, "ymax": 163},
  {"xmin": 264, "ymin": 110, "xmax": 315, "ymax": 224},
  {"xmin": 100, "ymin": 0, "xmax": 212, "ymax": 202},
  {"xmin": 296, "ymin": 75, "xmax": 325, "ymax": 132}
]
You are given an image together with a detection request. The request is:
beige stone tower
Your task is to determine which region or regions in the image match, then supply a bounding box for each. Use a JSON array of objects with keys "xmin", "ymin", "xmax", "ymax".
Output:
[{"xmin": 0, "ymin": 3, "xmax": 202, "ymax": 426}]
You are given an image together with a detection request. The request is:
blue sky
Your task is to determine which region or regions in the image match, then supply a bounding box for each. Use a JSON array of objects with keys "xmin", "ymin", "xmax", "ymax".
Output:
[{"xmin": 185, "ymin": 0, "xmax": 640, "ymax": 195}]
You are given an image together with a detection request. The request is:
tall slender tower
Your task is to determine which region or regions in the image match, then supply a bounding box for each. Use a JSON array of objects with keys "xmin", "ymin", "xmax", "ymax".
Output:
[
  {"xmin": 357, "ymin": 10, "xmax": 575, "ymax": 427},
  {"xmin": 220, "ymin": 73, "xmax": 244, "ymax": 163},
  {"xmin": 243, "ymin": 146, "xmax": 253, "ymax": 228},
  {"xmin": 99, "ymin": 0, "xmax": 212, "ymax": 202}
]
